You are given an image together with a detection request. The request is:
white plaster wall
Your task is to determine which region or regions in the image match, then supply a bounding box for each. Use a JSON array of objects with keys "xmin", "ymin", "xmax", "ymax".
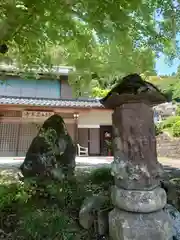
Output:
[{"xmin": 78, "ymin": 110, "xmax": 112, "ymax": 126}]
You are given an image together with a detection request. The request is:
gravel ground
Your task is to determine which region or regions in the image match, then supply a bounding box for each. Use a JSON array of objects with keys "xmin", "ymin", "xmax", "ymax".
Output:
[{"xmin": 0, "ymin": 164, "xmax": 180, "ymax": 184}]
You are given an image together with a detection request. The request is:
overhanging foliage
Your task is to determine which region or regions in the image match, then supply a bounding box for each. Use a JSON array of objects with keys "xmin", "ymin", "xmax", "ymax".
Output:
[{"xmin": 0, "ymin": 0, "xmax": 179, "ymax": 90}]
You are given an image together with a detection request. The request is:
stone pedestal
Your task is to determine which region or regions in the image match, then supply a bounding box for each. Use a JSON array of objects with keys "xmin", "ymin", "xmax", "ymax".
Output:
[
  {"xmin": 109, "ymin": 209, "xmax": 172, "ymax": 240},
  {"xmin": 108, "ymin": 103, "xmax": 173, "ymax": 240}
]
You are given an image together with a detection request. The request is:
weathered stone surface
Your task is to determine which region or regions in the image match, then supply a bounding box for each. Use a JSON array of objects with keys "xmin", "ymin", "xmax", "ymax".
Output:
[
  {"xmin": 79, "ymin": 195, "xmax": 108, "ymax": 230},
  {"xmin": 111, "ymin": 186, "xmax": 167, "ymax": 213},
  {"xmin": 157, "ymin": 133, "xmax": 180, "ymax": 159},
  {"xmin": 20, "ymin": 114, "xmax": 76, "ymax": 179},
  {"xmin": 164, "ymin": 204, "xmax": 180, "ymax": 240},
  {"xmin": 111, "ymin": 103, "xmax": 164, "ymax": 190},
  {"xmin": 97, "ymin": 210, "xmax": 109, "ymax": 236},
  {"xmin": 109, "ymin": 208, "xmax": 173, "ymax": 240}
]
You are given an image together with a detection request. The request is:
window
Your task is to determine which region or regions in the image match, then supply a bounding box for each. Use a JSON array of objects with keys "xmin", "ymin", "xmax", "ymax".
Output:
[{"xmin": 0, "ymin": 78, "xmax": 61, "ymax": 98}]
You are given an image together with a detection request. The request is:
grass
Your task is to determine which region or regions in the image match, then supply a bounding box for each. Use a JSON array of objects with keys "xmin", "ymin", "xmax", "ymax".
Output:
[
  {"xmin": 0, "ymin": 164, "xmax": 180, "ymax": 239},
  {"xmin": 0, "ymin": 167, "xmax": 112, "ymax": 239}
]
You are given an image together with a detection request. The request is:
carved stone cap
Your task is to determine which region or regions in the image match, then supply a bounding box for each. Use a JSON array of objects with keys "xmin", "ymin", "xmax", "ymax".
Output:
[{"xmin": 100, "ymin": 74, "xmax": 167, "ymax": 109}]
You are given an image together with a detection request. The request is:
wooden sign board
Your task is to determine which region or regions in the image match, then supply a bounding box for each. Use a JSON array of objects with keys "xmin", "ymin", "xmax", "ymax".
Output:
[{"xmin": 22, "ymin": 111, "xmax": 54, "ymax": 119}]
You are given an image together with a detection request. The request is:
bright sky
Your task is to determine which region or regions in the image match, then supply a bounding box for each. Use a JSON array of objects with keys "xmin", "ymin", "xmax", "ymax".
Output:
[
  {"xmin": 155, "ymin": 34, "xmax": 180, "ymax": 75},
  {"xmin": 155, "ymin": 55, "xmax": 180, "ymax": 75}
]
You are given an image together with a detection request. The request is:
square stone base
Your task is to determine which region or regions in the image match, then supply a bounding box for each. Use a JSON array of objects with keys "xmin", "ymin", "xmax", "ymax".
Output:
[{"xmin": 109, "ymin": 208, "xmax": 173, "ymax": 240}]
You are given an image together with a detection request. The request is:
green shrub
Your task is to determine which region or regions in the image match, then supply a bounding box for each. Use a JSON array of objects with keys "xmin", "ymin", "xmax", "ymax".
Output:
[
  {"xmin": 0, "ymin": 177, "xmax": 87, "ymax": 214},
  {"xmin": 91, "ymin": 87, "xmax": 110, "ymax": 98},
  {"xmin": 0, "ymin": 174, "xmax": 107, "ymax": 239},
  {"xmin": 172, "ymin": 120, "xmax": 180, "ymax": 137},
  {"xmin": 176, "ymin": 105, "xmax": 180, "ymax": 116},
  {"xmin": 87, "ymin": 167, "xmax": 113, "ymax": 185},
  {"xmin": 161, "ymin": 116, "xmax": 180, "ymax": 129},
  {"xmin": 155, "ymin": 123, "xmax": 162, "ymax": 136},
  {"xmin": 0, "ymin": 178, "xmax": 89, "ymax": 238},
  {"xmin": 45, "ymin": 179, "xmax": 86, "ymax": 210},
  {"xmin": 14, "ymin": 208, "xmax": 76, "ymax": 239},
  {"xmin": 0, "ymin": 182, "xmax": 33, "ymax": 210}
]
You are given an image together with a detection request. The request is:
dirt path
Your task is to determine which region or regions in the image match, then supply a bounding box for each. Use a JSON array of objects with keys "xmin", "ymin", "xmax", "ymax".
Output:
[
  {"xmin": 0, "ymin": 157, "xmax": 180, "ymax": 182},
  {"xmin": 159, "ymin": 157, "xmax": 180, "ymax": 169}
]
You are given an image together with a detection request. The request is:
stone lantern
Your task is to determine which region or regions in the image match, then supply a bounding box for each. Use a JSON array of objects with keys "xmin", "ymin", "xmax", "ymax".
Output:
[{"xmin": 100, "ymin": 74, "xmax": 173, "ymax": 240}]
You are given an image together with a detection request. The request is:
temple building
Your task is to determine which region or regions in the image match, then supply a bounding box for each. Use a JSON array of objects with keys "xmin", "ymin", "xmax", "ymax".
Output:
[{"xmin": 0, "ymin": 66, "xmax": 112, "ymax": 157}]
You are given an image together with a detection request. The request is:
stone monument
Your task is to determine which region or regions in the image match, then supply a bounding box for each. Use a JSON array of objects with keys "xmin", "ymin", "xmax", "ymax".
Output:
[
  {"xmin": 100, "ymin": 74, "xmax": 173, "ymax": 240},
  {"xmin": 20, "ymin": 114, "xmax": 76, "ymax": 180}
]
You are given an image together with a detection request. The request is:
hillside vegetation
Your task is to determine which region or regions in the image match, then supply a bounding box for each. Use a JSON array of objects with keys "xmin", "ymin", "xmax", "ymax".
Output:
[
  {"xmin": 155, "ymin": 105, "xmax": 180, "ymax": 138},
  {"xmin": 147, "ymin": 76, "xmax": 180, "ymax": 101},
  {"xmin": 92, "ymin": 74, "xmax": 180, "ymax": 100}
]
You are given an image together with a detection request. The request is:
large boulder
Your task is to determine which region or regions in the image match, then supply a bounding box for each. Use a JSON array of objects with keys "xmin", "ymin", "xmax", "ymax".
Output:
[
  {"xmin": 164, "ymin": 204, "xmax": 180, "ymax": 240},
  {"xmin": 20, "ymin": 114, "xmax": 76, "ymax": 180}
]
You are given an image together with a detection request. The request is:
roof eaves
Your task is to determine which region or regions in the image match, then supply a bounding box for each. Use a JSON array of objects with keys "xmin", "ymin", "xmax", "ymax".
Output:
[
  {"xmin": 0, "ymin": 64, "xmax": 74, "ymax": 76},
  {"xmin": 0, "ymin": 96, "xmax": 103, "ymax": 109}
]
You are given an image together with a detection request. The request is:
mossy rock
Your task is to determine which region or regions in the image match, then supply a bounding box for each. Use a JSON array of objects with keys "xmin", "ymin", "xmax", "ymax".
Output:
[{"xmin": 20, "ymin": 114, "xmax": 76, "ymax": 180}]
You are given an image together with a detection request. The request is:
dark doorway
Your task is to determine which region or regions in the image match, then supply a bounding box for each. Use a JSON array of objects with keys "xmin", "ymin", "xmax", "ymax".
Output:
[{"xmin": 100, "ymin": 125, "xmax": 113, "ymax": 156}]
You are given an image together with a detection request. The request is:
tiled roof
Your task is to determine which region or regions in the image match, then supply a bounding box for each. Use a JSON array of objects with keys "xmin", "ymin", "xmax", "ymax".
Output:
[
  {"xmin": 0, "ymin": 96, "xmax": 103, "ymax": 108},
  {"xmin": 0, "ymin": 64, "xmax": 73, "ymax": 75}
]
